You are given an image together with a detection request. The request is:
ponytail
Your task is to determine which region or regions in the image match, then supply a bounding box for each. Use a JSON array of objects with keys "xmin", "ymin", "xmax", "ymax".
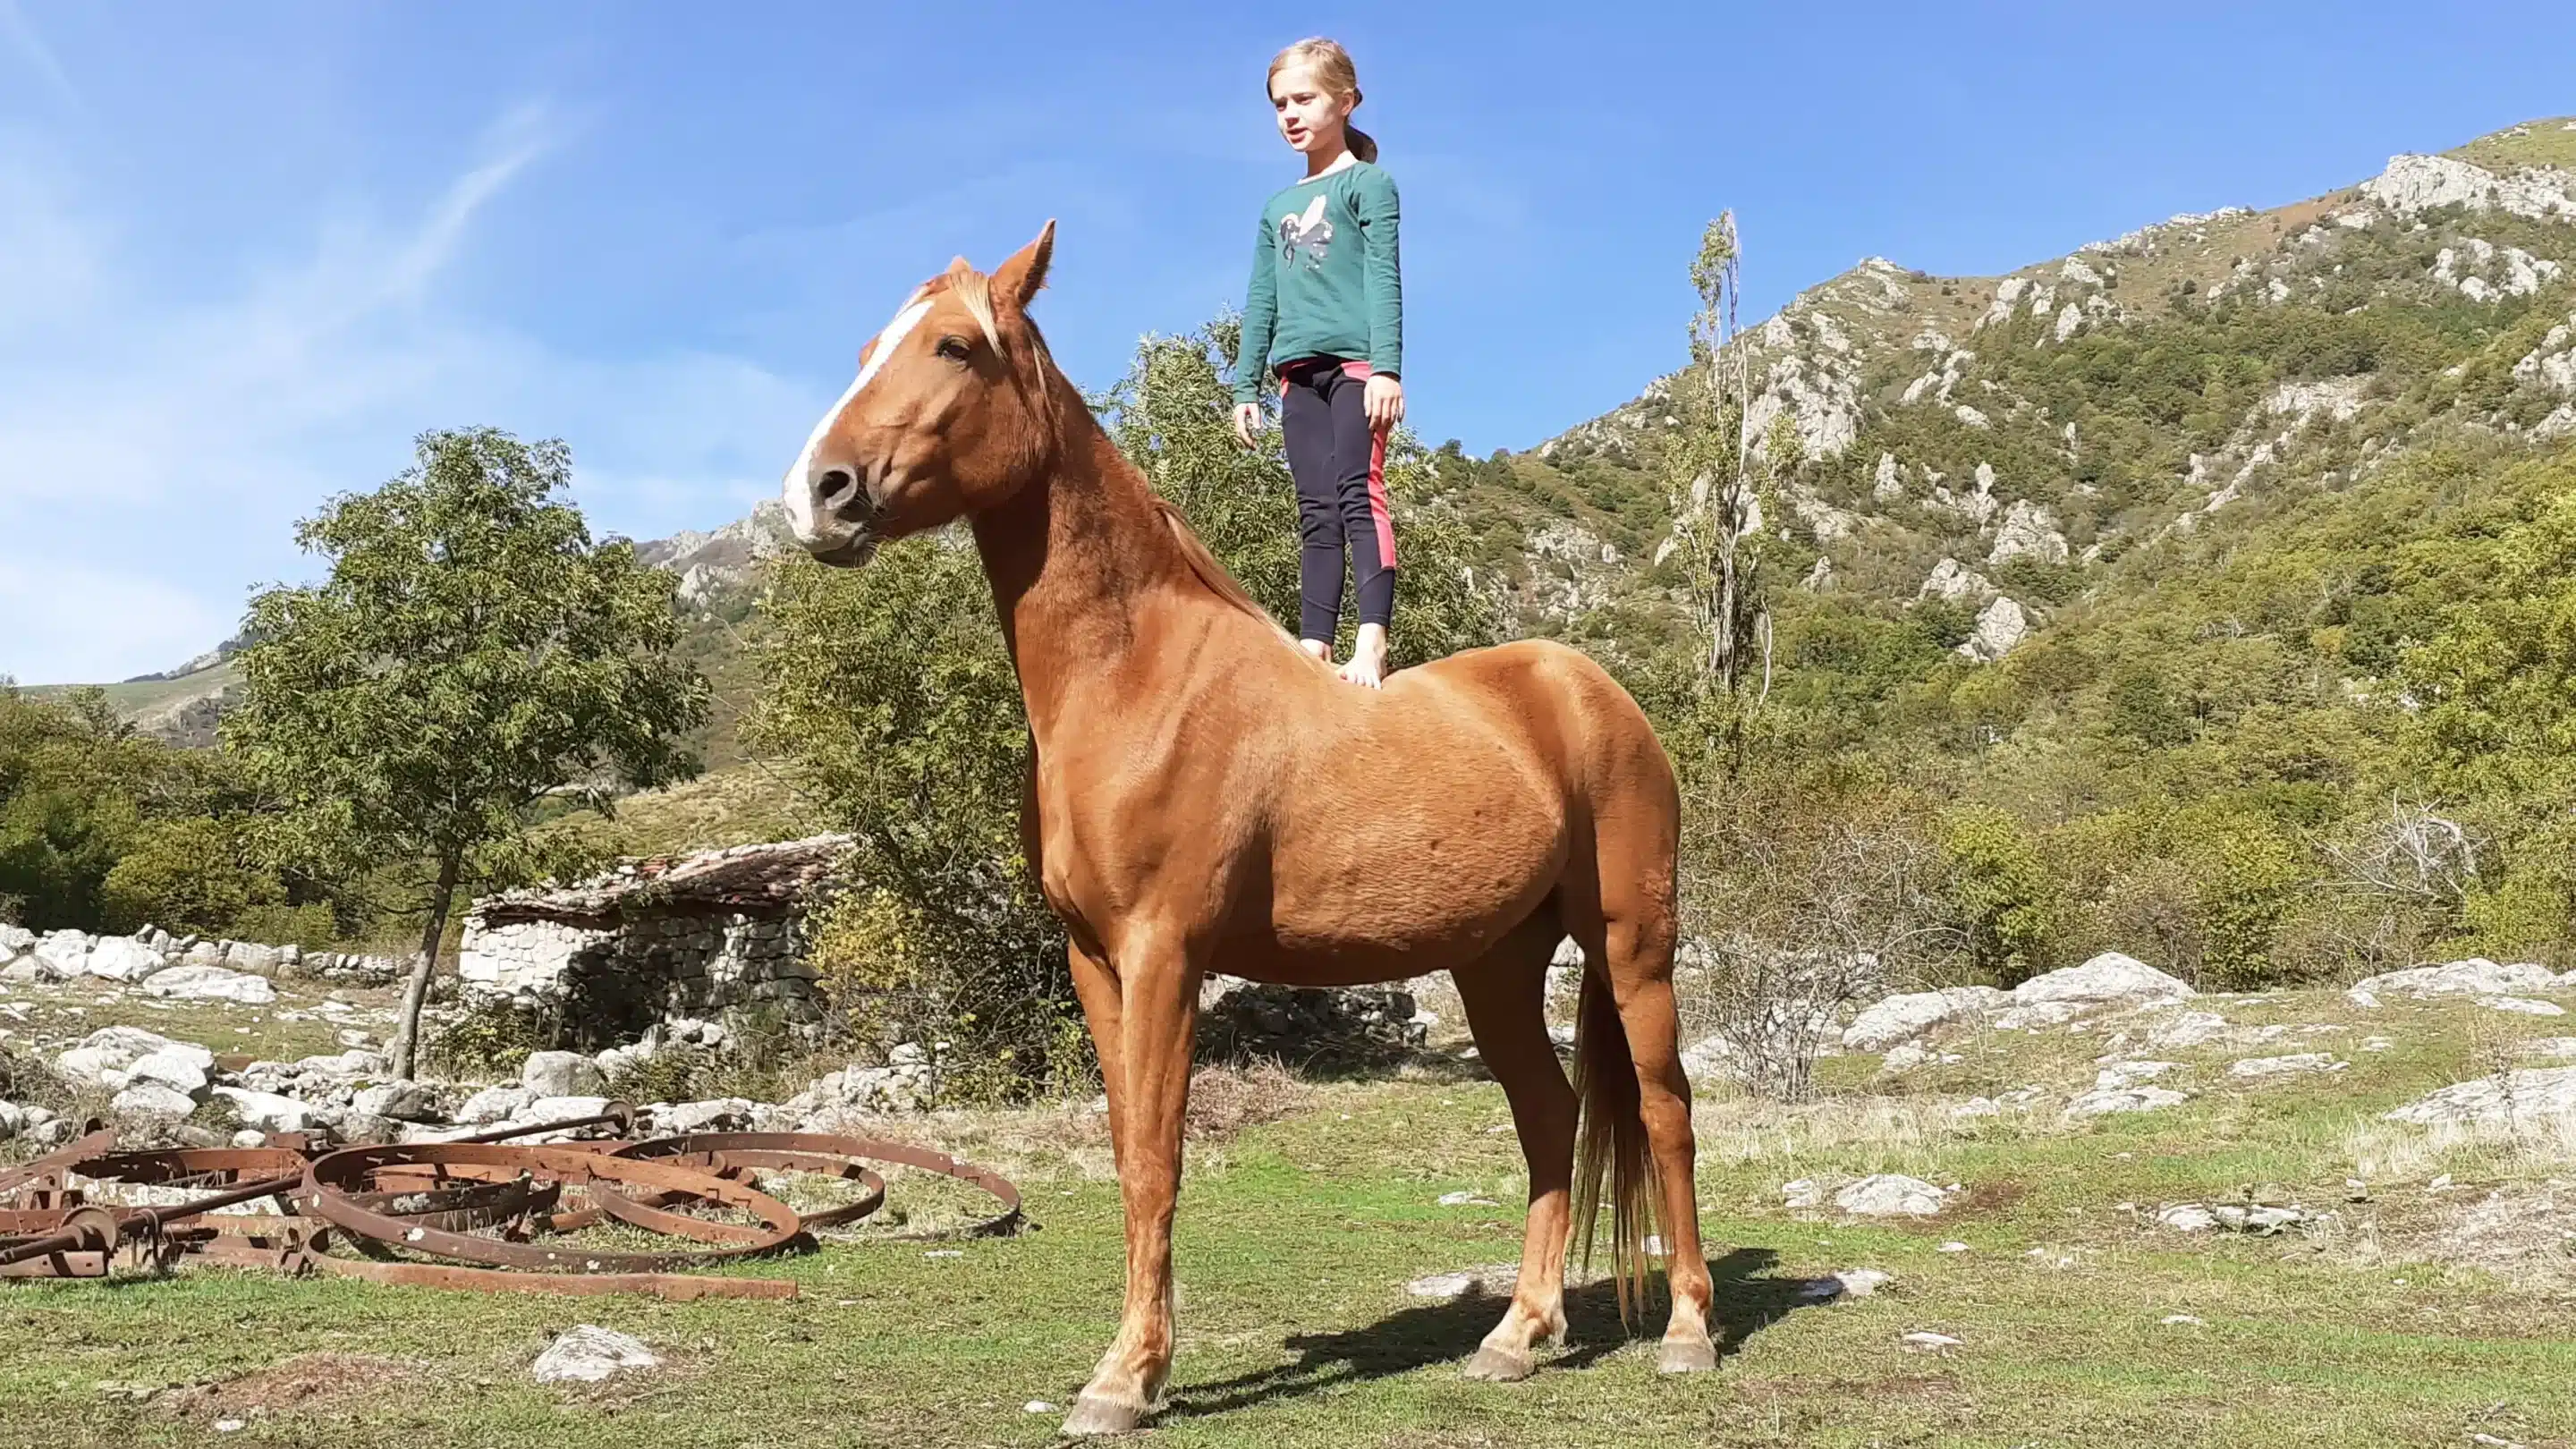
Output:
[{"xmin": 1268, "ymin": 38, "xmax": 1378, "ymax": 162}]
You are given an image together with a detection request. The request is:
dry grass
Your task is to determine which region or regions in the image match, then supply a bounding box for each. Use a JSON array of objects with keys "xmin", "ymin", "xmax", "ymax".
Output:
[{"xmin": 155, "ymin": 1352, "xmax": 424, "ymax": 1424}]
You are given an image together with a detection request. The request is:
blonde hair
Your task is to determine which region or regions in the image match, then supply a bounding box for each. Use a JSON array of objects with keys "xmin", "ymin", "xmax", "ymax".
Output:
[{"xmin": 1267, "ymin": 37, "xmax": 1377, "ymax": 164}]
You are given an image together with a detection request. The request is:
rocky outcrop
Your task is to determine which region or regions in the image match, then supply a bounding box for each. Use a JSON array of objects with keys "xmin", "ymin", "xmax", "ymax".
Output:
[
  {"xmin": 2384, "ymin": 1066, "xmax": 2576, "ymax": 1126},
  {"xmin": 2348, "ymin": 959, "xmax": 2563, "ymax": 1005},
  {"xmin": 2357, "ymin": 153, "xmax": 2576, "ymax": 224},
  {"xmin": 1954, "ymin": 597, "xmax": 2030, "ymax": 663},
  {"xmin": 1842, "ymin": 986, "xmax": 2007, "ymax": 1053}
]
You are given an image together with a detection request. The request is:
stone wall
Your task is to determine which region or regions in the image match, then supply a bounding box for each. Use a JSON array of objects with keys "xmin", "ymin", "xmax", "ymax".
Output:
[{"xmin": 457, "ymin": 907, "xmax": 826, "ymax": 1048}]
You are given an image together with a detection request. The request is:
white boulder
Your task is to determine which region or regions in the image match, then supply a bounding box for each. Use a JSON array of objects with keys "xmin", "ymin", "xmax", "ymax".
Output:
[
  {"xmin": 2228, "ymin": 1054, "xmax": 2343, "ymax": 1080},
  {"xmin": 1833, "ymin": 1174, "xmax": 1949, "ymax": 1217},
  {"xmin": 456, "ymin": 1084, "xmax": 532, "ymax": 1124},
  {"xmin": 210, "ymin": 1087, "xmax": 315, "ymax": 1134},
  {"xmin": 83, "ymin": 936, "xmax": 169, "ymax": 983},
  {"xmin": 142, "ymin": 964, "xmax": 277, "ymax": 1004},
  {"xmin": 530, "ymin": 1326, "xmax": 659, "ymax": 1385},
  {"xmin": 2347, "ymin": 959, "xmax": 2558, "ymax": 1005},
  {"xmin": 2478, "ymin": 996, "xmax": 2565, "ymax": 1018},
  {"xmin": 55, "ymin": 1026, "xmax": 206, "ymax": 1089},
  {"xmin": 521, "ymin": 1050, "xmax": 607, "ymax": 1097},
  {"xmin": 2094, "ymin": 1061, "xmax": 2178, "ymax": 1090},
  {"xmin": 2146, "ymin": 1011, "xmax": 2233, "ymax": 1048},
  {"xmin": 1843, "ymin": 987, "xmax": 2006, "ymax": 1053},
  {"xmin": 32, "ymin": 932, "xmax": 92, "ymax": 979},
  {"xmin": 657, "ymin": 1097, "xmax": 758, "ymax": 1135},
  {"xmin": 1999, "ymin": 953, "xmax": 2194, "ymax": 1029},
  {"xmin": 125, "ymin": 1046, "xmax": 212, "ymax": 1100},
  {"xmin": 2064, "ymin": 1085, "xmax": 2188, "ymax": 1117},
  {"xmin": 2383, "ymin": 1066, "xmax": 2576, "ymax": 1126},
  {"xmin": 111, "ymin": 1081, "xmax": 199, "ymax": 1118}
]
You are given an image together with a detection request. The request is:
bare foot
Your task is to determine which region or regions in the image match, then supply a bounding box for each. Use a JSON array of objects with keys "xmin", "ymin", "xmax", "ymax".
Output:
[
  {"xmin": 1336, "ymin": 623, "xmax": 1389, "ymax": 689},
  {"xmin": 1300, "ymin": 637, "xmax": 1332, "ymax": 666}
]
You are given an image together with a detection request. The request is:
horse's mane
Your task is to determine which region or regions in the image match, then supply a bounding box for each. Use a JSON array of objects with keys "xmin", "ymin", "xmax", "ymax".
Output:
[{"xmin": 1150, "ymin": 496, "xmax": 1293, "ymax": 640}]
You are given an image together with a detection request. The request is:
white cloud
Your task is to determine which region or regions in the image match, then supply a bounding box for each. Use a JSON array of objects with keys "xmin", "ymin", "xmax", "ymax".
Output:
[{"xmin": 0, "ymin": 104, "xmax": 824, "ymax": 684}]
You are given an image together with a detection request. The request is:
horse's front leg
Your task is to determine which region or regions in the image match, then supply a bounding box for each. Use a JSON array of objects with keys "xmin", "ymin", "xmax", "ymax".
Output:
[{"xmin": 1064, "ymin": 934, "xmax": 1200, "ymax": 1436}]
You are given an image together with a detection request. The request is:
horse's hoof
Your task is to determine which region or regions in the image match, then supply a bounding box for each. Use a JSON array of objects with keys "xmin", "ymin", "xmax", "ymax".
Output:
[
  {"xmin": 1657, "ymin": 1335, "xmax": 1719, "ymax": 1374},
  {"xmin": 1062, "ymin": 1394, "xmax": 1146, "ymax": 1436},
  {"xmin": 1462, "ymin": 1343, "xmax": 1537, "ymax": 1382}
]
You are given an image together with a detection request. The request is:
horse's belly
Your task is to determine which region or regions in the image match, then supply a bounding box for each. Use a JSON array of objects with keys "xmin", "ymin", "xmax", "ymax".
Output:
[{"xmin": 1249, "ymin": 803, "xmax": 1563, "ymax": 978}]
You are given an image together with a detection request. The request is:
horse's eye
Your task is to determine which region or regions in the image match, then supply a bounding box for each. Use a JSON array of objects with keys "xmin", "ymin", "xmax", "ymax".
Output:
[{"xmin": 936, "ymin": 335, "xmax": 972, "ymax": 362}]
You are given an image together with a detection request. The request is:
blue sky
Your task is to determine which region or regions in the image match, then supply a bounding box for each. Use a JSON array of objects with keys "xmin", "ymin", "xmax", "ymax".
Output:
[{"xmin": 4, "ymin": 2, "xmax": 2572, "ymax": 684}]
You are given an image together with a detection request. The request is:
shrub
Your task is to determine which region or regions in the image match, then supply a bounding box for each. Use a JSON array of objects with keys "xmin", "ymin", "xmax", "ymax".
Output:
[{"xmin": 1940, "ymin": 804, "xmax": 2060, "ymax": 985}]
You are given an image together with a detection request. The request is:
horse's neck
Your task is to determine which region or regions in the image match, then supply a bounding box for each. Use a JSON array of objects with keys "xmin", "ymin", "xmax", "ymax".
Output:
[{"xmin": 971, "ymin": 409, "xmax": 1204, "ymax": 747}]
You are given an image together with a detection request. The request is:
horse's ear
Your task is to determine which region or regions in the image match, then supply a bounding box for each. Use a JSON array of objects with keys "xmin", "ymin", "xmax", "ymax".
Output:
[{"xmin": 993, "ymin": 220, "xmax": 1055, "ymax": 314}]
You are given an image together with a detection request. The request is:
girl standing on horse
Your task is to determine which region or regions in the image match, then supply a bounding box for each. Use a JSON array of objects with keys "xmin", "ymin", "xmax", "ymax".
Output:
[{"xmin": 1232, "ymin": 37, "xmax": 1405, "ymax": 688}]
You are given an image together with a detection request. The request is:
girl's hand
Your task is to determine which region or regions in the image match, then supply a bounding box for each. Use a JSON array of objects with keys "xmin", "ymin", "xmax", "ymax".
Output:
[
  {"xmin": 1364, "ymin": 373, "xmax": 1404, "ymax": 433},
  {"xmin": 1233, "ymin": 402, "xmax": 1261, "ymax": 449}
]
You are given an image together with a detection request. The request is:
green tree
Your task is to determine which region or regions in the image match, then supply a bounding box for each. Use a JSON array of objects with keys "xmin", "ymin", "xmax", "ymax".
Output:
[
  {"xmin": 1941, "ymin": 804, "xmax": 2060, "ymax": 985},
  {"xmin": 226, "ymin": 428, "xmax": 710, "ymax": 1078},
  {"xmin": 750, "ymin": 314, "xmax": 1499, "ymax": 1098},
  {"xmin": 0, "ymin": 686, "xmax": 162, "ymax": 929}
]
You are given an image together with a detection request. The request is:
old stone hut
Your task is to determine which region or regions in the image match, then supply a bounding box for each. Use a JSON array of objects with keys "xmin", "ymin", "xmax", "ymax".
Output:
[{"xmin": 457, "ymin": 835, "xmax": 850, "ymax": 1048}]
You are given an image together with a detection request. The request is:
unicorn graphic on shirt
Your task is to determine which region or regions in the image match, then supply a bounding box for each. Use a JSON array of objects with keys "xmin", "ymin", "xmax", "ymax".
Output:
[{"xmin": 1277, "ymin": 193, "xmax": 1334, "ymax": 270}]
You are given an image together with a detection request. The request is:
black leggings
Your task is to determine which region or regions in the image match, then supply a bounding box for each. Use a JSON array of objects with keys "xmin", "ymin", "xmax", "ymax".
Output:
[{"xmin": 1279, "ymin": 357, "xmax": 1396, "ymax": 641}]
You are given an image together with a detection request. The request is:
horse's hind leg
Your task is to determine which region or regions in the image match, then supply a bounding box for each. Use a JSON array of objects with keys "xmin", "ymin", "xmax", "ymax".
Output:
[
  {"xmin": 1450, "ymin": 911, "xmax": 1578, "ymax": 1382},
  {"xmin": 1580, "ymin": 825, "xmax": 1717, "ymax": 1371}
]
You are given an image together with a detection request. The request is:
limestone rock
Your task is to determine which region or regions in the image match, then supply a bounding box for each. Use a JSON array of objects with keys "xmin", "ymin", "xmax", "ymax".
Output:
[
  {"xmin": 2000, "ymin": 953, "xmax": 2194, "ymax": 1030},
  {"xmin": 2146, "ymin": 1011, "xmax": 2233, "ymax": 1049},
  {"xmin": 209, "ymin": 1087, "xmax": 314, "ymax": 1134},
  {"xmin": 1833, "ymin": 1174, "xmax": 1948, "ymax": 1217},
  {"xmin": 56, "ymin": 1027, "xmax": 205, "ymax": 1089},
  {"xmin": 2478, "ymin": 996, "xmax": 2565, "ymax": 1017},
  {"xmin": 457, "ymin": 1085, "xmax": 531, "ymax": 1124},
  {"xmin": 2348, "ymin": 959, "xmax": 2558, "ymax": 1004},
  {"xmin": 141, "ymin": 964, "xmax": 276, "ymax": 1004},
  {"xmin": 2157, "ymin": 1204, "xmax": 2217, "ymax": 1232},
  {"xmin": 125, "ymin": 1046, "xmax": 212, "ymax": 1100},
  {"xmin": 530, "ymin": 1326, "xmax": 659, "ymax": 1384},
  {"xmin": 2095, "ymin": 1060, "xmax": 2178, "ymax": 1090},
  {"xmin": 2229, "ymin": 1054, "xmax": 2343, "ymax": 1080},
  {"xmin": 521, "ymin": 1050, "xmax": 607, "ymax": 1098},
  {"xmin": 352, "ymin": 1081, "xmax": 446, "ymax": 1123},
  {"xmin": 112, "ymin": 1081, "xmax": 199, "ymax": 1119},
  {"xmin": 2064, "ymin": 1085, "xmax": 2188, "ymax": 1117},
  {"xmin": 2383, "ymin": 1067, "xmax": 2576, "ymax": 1126},
  {"xmin": 657, "ymin": 1097, "xmax": 757, "ymax": 1134},
  {"xmin": 1843, "ymin": 987, "xmax": 2006, "ymax": 1053},
  {"xmin": 84, "ymin": 936, "xmax": 169, "ymax": 983},
  {"xmin": 1954, "ymin": 597, "xmax": 2029, "ymax": 663},
  {"xmin": 1986, "ymin": 499, "xmax": 2069, "ymax": 566},
  {"xmin": 32, "ymin": 932, "xmax": 92, "ymax": 979}
]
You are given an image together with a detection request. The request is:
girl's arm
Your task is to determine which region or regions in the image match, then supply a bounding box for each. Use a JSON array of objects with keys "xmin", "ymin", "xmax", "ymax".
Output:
[
  {"xmin": 1356, "ymin": 170, "xmax": 1402, "ymax": 382},
  {"xmin": 1234, "ymin": 209, "xmax": 1278, "ymax": 405}
]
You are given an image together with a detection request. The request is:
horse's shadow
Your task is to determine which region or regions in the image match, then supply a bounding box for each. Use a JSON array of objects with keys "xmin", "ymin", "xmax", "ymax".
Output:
[{"xmin": 1161, "ymin": 1248, "xmax": 1811, "ymax": 1423}]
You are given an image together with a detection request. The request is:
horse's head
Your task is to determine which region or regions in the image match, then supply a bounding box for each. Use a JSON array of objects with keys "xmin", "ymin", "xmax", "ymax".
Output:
[{"xmin": 782, "ymin": 221, "xmax": 1057, "ymax": 567}]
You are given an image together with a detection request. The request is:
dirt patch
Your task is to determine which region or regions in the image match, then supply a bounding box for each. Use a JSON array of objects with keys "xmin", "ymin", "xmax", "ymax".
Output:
[
  {"xmin": 1956, "ymin": 1180, "xmax": 2029, "ymax": 1216},
  {"xmin": 158, "ymin": 1352, "xmax": 423, "ymax": 1422}
]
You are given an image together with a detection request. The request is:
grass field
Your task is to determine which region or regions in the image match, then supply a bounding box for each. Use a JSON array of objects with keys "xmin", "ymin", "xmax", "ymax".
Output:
[{"xmin": 5, "ymin": 984, "xmax": 2575, "ymax": 1447}]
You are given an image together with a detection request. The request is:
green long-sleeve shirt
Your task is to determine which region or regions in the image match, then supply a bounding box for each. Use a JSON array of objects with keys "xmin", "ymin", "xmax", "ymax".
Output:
[{"xmin": 1233, "ymin": 161, "xmax": 1402, "ymax": 402}]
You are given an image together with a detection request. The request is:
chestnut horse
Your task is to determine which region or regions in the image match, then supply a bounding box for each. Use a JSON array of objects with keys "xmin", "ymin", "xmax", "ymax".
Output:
[{"xmin": 781, "ymin": 223, "xmax": 1711, "ymax": 1435}]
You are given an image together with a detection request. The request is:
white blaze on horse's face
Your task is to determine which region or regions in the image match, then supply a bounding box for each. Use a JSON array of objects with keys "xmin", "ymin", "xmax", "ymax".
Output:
[{"xmin": 782, "ymin": 293, "xmax": 934, "ymax": 551}]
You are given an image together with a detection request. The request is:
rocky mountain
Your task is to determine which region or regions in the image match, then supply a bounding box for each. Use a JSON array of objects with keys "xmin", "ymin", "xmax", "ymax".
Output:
[{"xmin": 1467, "ymin": 117, "xmax": 2576, "ymax": 665}]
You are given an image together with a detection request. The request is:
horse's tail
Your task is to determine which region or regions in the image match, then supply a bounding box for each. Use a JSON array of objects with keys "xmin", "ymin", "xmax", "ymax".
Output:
[{"xmin": 1570, "ymin": 964, "xmax": 1657, "ymax": 1326}]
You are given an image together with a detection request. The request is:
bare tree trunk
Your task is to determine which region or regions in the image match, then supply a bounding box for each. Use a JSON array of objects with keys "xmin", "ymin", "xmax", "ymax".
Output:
[{"xmin": 389, "ymin": 852, "xmax": 462, "ymax": 1081}]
